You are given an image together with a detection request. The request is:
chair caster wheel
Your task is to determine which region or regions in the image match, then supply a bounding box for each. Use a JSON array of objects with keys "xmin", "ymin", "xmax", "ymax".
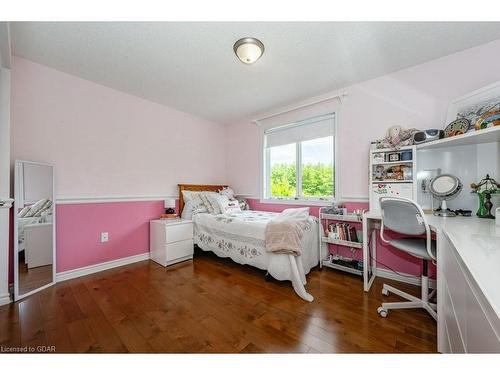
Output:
[
  {"xmin": 377, "ymin": 307, "xmax": 388, "ymax": 318},
  {"xmin": 382, "ymin": 288, "xmax": 389, "ymax": 296}
]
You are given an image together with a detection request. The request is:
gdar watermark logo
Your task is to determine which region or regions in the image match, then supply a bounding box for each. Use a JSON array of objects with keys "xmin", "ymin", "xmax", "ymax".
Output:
[{"xmin": 1, "ymin": 345, "xmax": 56, "ymax": 353}]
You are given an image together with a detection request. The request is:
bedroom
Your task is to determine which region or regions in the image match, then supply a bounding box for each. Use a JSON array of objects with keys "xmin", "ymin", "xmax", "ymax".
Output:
[{"xmin": 1, "ymin": 0, "xmax": 500, "ymax": 371}]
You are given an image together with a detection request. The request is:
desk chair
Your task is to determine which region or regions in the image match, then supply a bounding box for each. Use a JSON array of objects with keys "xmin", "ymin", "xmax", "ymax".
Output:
[{"xmin": 377, "ymin": 197, "xmax": 437, "ymax": 320}]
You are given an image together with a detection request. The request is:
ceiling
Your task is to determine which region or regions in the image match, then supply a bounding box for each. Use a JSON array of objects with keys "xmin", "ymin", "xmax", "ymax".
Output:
[{"xmin": 10, "ymin": 22, "xmax": 500, "ymax": 124}]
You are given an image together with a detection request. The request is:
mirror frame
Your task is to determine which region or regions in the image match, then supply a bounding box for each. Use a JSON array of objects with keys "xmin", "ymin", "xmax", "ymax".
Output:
[{"xmin": 13, "ymin": 160, "xmax": 56, "ymax": 301}]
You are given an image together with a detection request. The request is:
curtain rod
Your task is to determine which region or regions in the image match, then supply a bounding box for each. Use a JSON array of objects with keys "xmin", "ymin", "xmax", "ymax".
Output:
[{"xmin": 253, "ymin": 91, "xmax": 347, "ymax": 125}]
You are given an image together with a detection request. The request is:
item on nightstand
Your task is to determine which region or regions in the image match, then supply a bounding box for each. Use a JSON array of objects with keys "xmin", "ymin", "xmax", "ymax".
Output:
[
  {"xmin": 471, "ymin": 174, "xmax": 500, "ymax": 219},
  {"xmin": 428, "ymin": 174, "xmax": 463, "ymax": 217},
  {"xmin": 160, "ymin": 213, "xmax": 179, "ymax": 219},
  {"xmin": 444, "ymin": 119, "xmax": 470, "ymax": 137},
  {"xmin": 413, "ymin": 129, "xmax": 444, "ymax": 143},
  {"xmin": 164, "ymin": 198, "xmax": 176, "ymax": 215}
]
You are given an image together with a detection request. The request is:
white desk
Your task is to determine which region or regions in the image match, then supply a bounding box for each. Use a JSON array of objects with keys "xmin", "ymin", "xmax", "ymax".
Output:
[{"xmin": 362, "ymin": 210, "xmax": 500, "ymax": 353}]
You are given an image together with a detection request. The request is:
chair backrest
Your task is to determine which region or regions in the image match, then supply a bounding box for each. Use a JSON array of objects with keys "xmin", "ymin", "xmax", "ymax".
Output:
[{"xmin": 380, "ymin": 197, "xmax": 426, "ymax": 236}]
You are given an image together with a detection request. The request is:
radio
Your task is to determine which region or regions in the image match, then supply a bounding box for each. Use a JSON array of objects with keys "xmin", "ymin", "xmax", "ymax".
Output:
[{"xmin": 412, "ymin": 129, "xmax": 444, "ymax": 144}]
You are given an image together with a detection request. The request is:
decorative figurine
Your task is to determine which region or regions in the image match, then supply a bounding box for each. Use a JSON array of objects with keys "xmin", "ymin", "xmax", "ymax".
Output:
[{"xmin": 470, "ymin": 174, "xmax": 500, "ymax": 219}]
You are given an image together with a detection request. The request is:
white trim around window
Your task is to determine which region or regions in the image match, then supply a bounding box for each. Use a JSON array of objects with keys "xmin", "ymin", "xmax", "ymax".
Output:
[{"xmin": 258, "ymin": 108, "xmax": 341, "ymax": 206}]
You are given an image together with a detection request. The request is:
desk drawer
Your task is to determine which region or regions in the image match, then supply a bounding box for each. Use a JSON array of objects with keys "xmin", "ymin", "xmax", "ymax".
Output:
[
  {"xmin": 165, "ymin": 223, "xmax": 193, "ymax": 243},
  {"xmin": 443, "ymin": 281, "xmax": 465, "ymax": 353}
]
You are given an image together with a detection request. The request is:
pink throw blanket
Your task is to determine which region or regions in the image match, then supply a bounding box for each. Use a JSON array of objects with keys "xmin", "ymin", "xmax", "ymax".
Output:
[{"xmin": 265, "ymin": 219, "xmax": 305, "ymax": 256}]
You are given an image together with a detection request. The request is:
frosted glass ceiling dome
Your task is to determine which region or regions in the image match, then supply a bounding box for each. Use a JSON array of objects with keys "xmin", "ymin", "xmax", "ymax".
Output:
[{"xmin": 233, "ymin": 37, "xmax": 265, "ymax": 64}]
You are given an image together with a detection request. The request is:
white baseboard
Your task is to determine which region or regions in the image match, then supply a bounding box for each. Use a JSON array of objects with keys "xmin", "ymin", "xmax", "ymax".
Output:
[
  {"xmin": 376, "ymin": 267, "xmax": 437, "ymax": 289},
  {"xmin": 56, "ymin": 252, "xmax": 150, "ymax": 282},
  {"xmin": 0, "ymin": 293, "xmax": 12, "ymax": 306}
]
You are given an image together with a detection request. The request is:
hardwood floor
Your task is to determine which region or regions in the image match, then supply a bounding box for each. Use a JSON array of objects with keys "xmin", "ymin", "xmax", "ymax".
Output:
[{"xmin": 0, "ymin": 251, "xmax": 437, "ymax": 353}]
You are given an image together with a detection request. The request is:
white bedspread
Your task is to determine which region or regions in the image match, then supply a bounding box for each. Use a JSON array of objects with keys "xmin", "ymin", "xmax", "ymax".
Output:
[{"xmin": 193, "ymin": 210, "xmax": 320, "ymax": 301}]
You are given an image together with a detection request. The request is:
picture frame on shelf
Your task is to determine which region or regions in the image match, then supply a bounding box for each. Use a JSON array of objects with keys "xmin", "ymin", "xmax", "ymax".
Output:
[
  {"xmin": 388, "ymin": 152, "xmax": 400, "ymax": 162},
  {"xmin": 445, "ymin": 80, "xmax": 500, "ymax": 132}
]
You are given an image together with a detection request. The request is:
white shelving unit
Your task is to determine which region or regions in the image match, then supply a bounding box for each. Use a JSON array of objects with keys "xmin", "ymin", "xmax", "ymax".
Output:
[
  {"xmin": 369, "ymin": 145, "xmax": 417, "ymax": 211},
  {"xmin": 318, "ymin": 207, "xmax": 364, "ymax": 276}
]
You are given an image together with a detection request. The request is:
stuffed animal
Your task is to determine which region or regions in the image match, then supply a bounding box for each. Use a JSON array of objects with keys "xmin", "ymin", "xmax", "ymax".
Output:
[
  {"xmin": 235, "ymin": 197, "xmax": 250, "ymax": 211},
  {"xmin": 390, "ymin": 165, "xmax": 404, "ymax": 180},
  {"xmin": 376, "ymin": 125, "xmax": 419, "ymax": 150},
  {"xmin": 219, "ymin": 187, "xmax": 235, "ymax": 200},
  {"xmin": 373, "ymin": 165, "xmax": 386, "ymax": 180}
]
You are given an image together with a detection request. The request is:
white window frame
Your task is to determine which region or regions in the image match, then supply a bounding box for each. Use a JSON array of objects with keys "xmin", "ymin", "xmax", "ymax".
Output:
[{"xmin": 259, "ymin": 112, "xmax": 340, "ymax": 206}]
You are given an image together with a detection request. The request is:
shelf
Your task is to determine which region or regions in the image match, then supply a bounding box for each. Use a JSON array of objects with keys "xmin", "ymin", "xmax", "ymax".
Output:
[
  {"xmin": 371, "ymin": 180, "xmax": 413, "ymax": 184},
  {"xmin": 417, "ymin": 126, "xmax": 500, "ymax": 150},
  {"xmin": 372, "ymin": 160, "xmax": 413, "ymax": 166},
  {"xmin": 321, "ymin": 260, "xmax": 363, "ymax": 276},
  {"xmin": 320, "ymin": 213, "xmax": 362, "ymax": 222},
  {"xmin": 322, "ymin": 237, "xmax": 363, "ymax": 248},
  {"xmin": 370, "ymin": 145, "xmax": 414, "ymax": 153}
]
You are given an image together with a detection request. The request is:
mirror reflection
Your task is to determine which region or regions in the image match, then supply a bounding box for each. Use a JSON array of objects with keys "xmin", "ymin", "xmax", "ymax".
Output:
[{"xmin": 15, "ymin": 160, "xmax": 54, "ymax": 298}]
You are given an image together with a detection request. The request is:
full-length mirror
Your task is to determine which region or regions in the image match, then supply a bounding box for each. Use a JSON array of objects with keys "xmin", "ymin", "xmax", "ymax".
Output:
[{"xmin": 14, "ymin": 160, "xmax": 55, "ymax": 300}]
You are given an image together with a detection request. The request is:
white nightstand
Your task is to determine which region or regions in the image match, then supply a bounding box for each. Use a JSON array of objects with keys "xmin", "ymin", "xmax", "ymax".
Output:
[{"xmin": 149, "ymin": 219, "xmax": 194, "ymax": 267}]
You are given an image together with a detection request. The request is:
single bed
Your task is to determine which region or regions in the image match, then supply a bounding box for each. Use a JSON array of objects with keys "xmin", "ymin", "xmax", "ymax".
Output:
[{"xmin": 178, "ymin": 184, "xmax": 321, "ymax": 301}]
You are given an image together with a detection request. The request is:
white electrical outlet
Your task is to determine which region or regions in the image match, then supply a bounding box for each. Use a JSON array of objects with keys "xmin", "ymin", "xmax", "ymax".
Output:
[{"xmin": 100, "ymin": 232, "xmax": 109, "ymax": 243}]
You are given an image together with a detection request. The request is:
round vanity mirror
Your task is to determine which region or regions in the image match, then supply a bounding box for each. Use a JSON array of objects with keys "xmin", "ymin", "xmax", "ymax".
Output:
[{"xmin": 429, "ymin": 174, "xmax": 462, "ymax": 216}]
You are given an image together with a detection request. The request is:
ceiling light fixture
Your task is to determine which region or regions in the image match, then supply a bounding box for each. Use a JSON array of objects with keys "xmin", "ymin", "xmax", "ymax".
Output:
[{"xmin": 233, "ymin": 37, "xmax": 265, "ymax": 65}]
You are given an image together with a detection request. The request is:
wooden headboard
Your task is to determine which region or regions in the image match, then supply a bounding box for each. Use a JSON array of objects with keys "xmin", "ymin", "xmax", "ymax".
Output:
[{"xmin": 178, "ymin": 184, "xmax": 228, "ymax": 214}]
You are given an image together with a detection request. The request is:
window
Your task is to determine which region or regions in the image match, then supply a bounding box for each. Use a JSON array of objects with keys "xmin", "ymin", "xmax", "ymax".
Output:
[{"xmin": 263, "ymin": 113, "xmax": 336, "ymax": 202}]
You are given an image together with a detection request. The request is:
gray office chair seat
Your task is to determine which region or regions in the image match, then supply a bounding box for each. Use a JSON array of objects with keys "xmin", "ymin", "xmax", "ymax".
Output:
[{"xmin": 389, "ymin": 238, "xmax": 436, "ymax": 260}]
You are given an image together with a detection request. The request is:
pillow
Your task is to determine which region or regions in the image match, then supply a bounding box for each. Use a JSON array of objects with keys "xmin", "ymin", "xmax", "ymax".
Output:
[
  {"xmin": 220, "ymin": 199, "xmax": 242, "ymax": 214},
  {"xmin": 181, "ymin": 199, "xmax": 208, "ymax": 220},
  {"xmin": 198, "ymin": 193, "xmax": 213, "ymax": 214},
  {"xmin": 278, "ymin": 207, "xmax": 310, "ymax": 222},
  {"xmin": 219, "ymin": 187, "xmax": 235, "ymax": 200},
  {"xmin": 18, "ymin": 206, "xmax": 31, "ymax": 218},
  {"xmin": 32, "ymin": 200, "xmax": 52, "ymax": 217},
  {"xmin": 182, "ymin": 190, "xmax": 213, "ymax": 213},
  {"xmin": 204, "ymin": 192, "xmax": 223, "ymax": 214},
  {"xmin": 26, "ymin": 199, "xmax": 50, "ymax": 217},
  {"xmin": 212, "ymin": 194, "xmax": 230, "ymax": 213},
  {"xmin": 182, "ymin": 190, "xmax": 204, "ymax": 202}
]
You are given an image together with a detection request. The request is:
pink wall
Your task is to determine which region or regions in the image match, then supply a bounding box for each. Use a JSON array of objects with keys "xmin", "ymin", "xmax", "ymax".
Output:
[
  {"xmin": 226, "ymin": 38, "xmax": 500, "ymax": 199},
  {"xmin": 11, "ymin": 57, "xmax": 227, "ymax": 199},
  {"xmin": 56, "ymin": 200, "xmax": 164, "ymax": 273},
  {"xmin": 247, "ymin": 199, "xmax": 435, "ymax": 278}
]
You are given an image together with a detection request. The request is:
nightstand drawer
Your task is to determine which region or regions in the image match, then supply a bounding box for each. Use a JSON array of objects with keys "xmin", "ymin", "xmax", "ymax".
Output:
[
  {"xmin": 166, "ymin": 239, "xmax": 194, "ymax": 265},
  {"xmin": 165, "ymin": 223, "xmax": 193, "ymax": 243}
]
